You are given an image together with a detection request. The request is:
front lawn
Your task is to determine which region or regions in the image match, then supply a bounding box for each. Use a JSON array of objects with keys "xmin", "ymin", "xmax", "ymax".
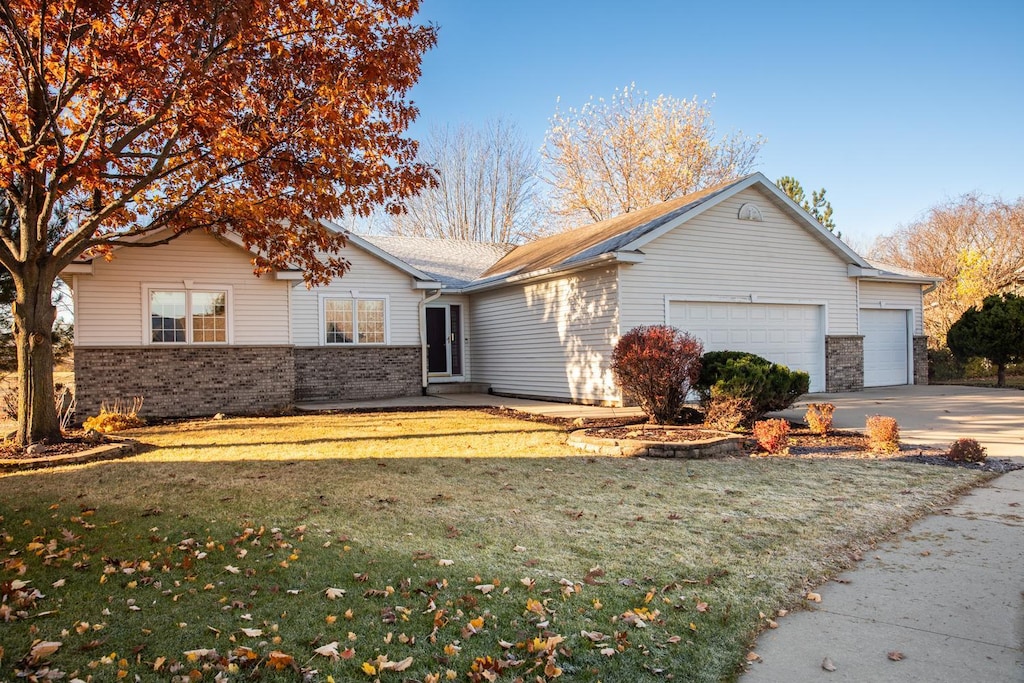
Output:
[{"xmin": 0, "ymin": 410, "xmax": 988, "ymax": 682}]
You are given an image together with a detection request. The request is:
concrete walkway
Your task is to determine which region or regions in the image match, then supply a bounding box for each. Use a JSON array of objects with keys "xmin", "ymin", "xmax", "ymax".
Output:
[
  {"xmin": 743, "ymin": 469, "xmax": 1024, "ymax": 682},
  {"xmin": 295, "ymin": 392, "xmax": 646, "ymax": 421}
]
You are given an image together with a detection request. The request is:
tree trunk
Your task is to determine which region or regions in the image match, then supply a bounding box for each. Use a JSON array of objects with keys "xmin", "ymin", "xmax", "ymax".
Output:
[
  {"xmin": 13, "ymin": 268, "xmax": 60, "ymax": 446},
  {"xmin": 996, "ymin": 363, "xmax": 1006, "ymax": 388}
]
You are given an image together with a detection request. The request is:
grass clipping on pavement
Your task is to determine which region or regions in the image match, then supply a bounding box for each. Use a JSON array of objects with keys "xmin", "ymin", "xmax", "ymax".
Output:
[{"xmin": 0, "ymin": 410, "xmax": 988, "ymax": 682}]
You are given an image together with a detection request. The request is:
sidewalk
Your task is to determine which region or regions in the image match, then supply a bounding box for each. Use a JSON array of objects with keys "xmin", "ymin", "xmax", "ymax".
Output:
[{"xmin": 742, "ymin": 468, "xmax": 1024, "ymax": 682}]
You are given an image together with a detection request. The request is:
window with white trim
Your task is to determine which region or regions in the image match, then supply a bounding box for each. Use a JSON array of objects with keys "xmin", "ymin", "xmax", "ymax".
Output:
[
  {"xmin": 149, "ymin": 289, "xmax": 228, "ymax": 343},
  {"xmin": 324, "ymin": 297, "xmax": 386, "ymax": 344}
]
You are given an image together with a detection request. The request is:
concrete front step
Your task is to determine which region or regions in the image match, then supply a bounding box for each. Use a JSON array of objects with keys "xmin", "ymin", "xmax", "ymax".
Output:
[{"xmin": 425, "ymin": 382, "xmax": 491, "ymax": 395}]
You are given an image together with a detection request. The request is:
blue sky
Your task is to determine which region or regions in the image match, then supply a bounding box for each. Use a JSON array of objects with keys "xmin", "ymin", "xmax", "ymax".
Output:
[{"xmin": 406, "ymin": 0, "xmax": 1023, "ymax": 249}]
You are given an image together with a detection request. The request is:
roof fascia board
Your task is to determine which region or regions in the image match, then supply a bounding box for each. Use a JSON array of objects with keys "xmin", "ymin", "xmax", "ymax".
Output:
[
  {"xmin": 61, "ymin": 262, "xmax": 93, "ymax": 274},
  {"xmin": 459, "ymin": 251, "xmax": 644, "ymax": 293}
]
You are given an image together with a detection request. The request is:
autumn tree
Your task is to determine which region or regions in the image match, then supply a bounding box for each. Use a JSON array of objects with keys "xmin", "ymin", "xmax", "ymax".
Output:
[
  {"xmin": 541, "ymin": 84, "xmax": 764, "ymax": 226},
  {"xmin": 0, "ymin": 0, "xmax": 436, "ymax": 445},
  {"xmin": 871, "ymin": 194, "xmax": 1024, "ymax": 343},
  {"xmin": 776, "ymin": 176, "xmax": 836, "ymax": 233},
  {"xmin": 947, "ymin": 293, "xmax": 1024, "ymax": 387},
  {"xmin": 388, "ymin": 120, "xmax": 542, "ymax": 244}
]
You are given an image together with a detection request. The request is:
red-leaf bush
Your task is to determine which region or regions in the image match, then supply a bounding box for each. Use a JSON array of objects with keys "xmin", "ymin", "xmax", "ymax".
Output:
[
  {"xmin": 805, "ymin": 403, "xmax": 835, "ymax": 436},
  {"xmin": 611, "ymin": 326, "xmax": 703, "ymax": 425},
  {"xmin": 947, "ymin": 438, "xmax": 987, "ymax": 463},
  {"xmin": 866, "ymin": 415, "xmax": 900, "ymax": 454},
  {"xmin": 753, "ymin": 419, "xmax": 791, "ymax": 454}
]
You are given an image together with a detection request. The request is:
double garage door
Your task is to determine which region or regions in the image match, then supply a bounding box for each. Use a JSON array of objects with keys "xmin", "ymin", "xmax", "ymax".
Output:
[{"xmin": 670, "ymin": 302, "xmax": 826, "ymax": 393}]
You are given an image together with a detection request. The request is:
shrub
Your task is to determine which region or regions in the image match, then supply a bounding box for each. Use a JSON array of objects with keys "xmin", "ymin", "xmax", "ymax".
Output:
[
  {"xmin": 702, "ymin": 391, "xmax": 752, "ymax": 432},
  {"xmin": 947, "ymin": 438, "xmax": 987, "ymax": 463},
  {"xmin": 753, "ymin": 419, "xmax": 791, "ymax": 454},
  {"xmin": 695, "ymin": 351, "xmax": 810, "ymax": 427},
  {"xmin": 805, "ymin": 403, "xmax": 835, "ymax": 436},
  {"xmin": 866, "ymin": 415, "xmax": 900, "ymax": 454},
  {"xmin": 83, "ymin": 397, "xmax": 146, "ymax": 434},
  {"xmin": 928, "ymin": 347, "xmax": 964, "ymax": 382},
  {"xmin": 611, "ymin": 325, "xmax": 703, "ymax": 425}
]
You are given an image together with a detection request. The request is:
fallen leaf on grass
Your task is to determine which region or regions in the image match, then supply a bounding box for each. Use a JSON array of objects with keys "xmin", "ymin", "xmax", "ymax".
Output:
[
  {"xmin": 239, "ymin": 628, "xmax": 262, "ymax": 637},
  {"xmin": 29, "ymin": 641, "xmax": 62, "ymax": 662},
  {"xmin": 313, "ymin": 642, "xmax": 340, "ymax": 660},
  {"xmin": 806, "ymin": 592, "xmax": 822, "ymax": 603},
  {"xmin": 324, "ymin": 587, "xmax": 346, "ymax": 600},
  {"xmin": 887, "ymin": 651, "xmax": 905, "ymax": 661},
  {"xmin": 438, "ymin": 559, "xmax": 454, "ymax": 567},
  {"xmin": 822, "ymin": 657, "xmax": 837, "ymax": 671},
  {"xmin": 475, "ymin": 583, "xmax": 495, "ymax": 594},
  {"xmin": 745, "ymin": 651, "xmax": 761, "ymax": 662},
  {"xmin": 266, "ymin": 650, "xmax": 295, "ymax": 670}
]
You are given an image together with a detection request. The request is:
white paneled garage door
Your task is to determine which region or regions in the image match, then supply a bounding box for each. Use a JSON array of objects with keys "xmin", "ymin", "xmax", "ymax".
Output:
[
  {"xmin": 670, "ymin": 301, "xmax": 825, "ymax": 392},
  {"xmin": 862, "ymin": 309, "xmax": 910, "ymax": 387}
]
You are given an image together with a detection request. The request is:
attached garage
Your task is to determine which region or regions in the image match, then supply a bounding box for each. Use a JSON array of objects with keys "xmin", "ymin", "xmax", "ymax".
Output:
[
  {"xmin": 861, "ymin": 308, "xmax": 911, "ymax": 387},
  {"xmin": 670, "ymin": 301, "xmax": 826, "ymax": 392}
]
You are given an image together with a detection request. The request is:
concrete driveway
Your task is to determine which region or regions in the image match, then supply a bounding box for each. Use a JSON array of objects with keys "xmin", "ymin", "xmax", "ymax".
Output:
[{"xmin": 774, "ymin": 384, "xmax": 1024, "ymax": 459}]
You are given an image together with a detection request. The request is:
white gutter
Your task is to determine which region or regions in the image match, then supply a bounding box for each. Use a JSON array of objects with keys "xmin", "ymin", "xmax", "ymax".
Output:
[{"xmin": 418, "ymin": 288, "xmax": 443, "ymax": 392}]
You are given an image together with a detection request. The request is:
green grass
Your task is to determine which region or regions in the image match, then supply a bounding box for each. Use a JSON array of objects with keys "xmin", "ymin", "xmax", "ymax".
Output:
[{"xmin": 0, "ymin": 410, "xmax": 989, "ymax": 682}]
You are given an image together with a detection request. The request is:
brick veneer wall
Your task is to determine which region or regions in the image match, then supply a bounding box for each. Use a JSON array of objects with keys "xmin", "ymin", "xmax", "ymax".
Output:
[
  {"xmin": 293, "ymin": 346, "xmax": 421, "ymax": 402},
  {"xmin": 825, "ymin": 335, "xmax": 864, "ymax": 392},
  {"xmin": 74, "ymin": 346, "xmax": 294, "ymax": 419},
  {"xmin": 913, "ymin": 336, "xmax": 929, "ymax": 385}
]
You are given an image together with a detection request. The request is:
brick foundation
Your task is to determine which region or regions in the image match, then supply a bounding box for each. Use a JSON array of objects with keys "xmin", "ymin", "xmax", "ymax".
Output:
[
  {"xmin": 74, "ymin": 346, "xmax": 294, "ymax": 419},
  {"xmin": 913, "ymin": 336, "xmax": 929, "ymax": 385},
  {"xmin": 293, "ymin": 346, "xmax": 421, "ymax": 402},
  {"xmin": 825, "ymin": 335, "xmax": 864, "ymax": 392},
  {"xmin": 74, "ymin": 345, "xmax": 423, "ymax": 419}
]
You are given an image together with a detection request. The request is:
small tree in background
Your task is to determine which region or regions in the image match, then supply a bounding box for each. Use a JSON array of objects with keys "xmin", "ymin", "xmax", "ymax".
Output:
[
  {"xmin": 776, "ymin": 176, "xmax": 837, "ymax": 234},
  {"xmin": 611, "ymin": 326, "xmax": 703, "ymax": 425},
  {"xmin": 946, "ymin": 293, "xmax": 1024, "ymax": 387}
]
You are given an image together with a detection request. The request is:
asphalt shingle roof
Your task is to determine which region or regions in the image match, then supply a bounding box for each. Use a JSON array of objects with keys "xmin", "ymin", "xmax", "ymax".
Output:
[{"xmin": 360, "ymin": 235, "xmax": 512, "ymax": 288}]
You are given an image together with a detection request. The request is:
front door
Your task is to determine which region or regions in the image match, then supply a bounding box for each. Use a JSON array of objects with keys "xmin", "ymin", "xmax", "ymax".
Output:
[{"xmin": 426, "ymin": 305, "xmax": 462, "ymax": 376}]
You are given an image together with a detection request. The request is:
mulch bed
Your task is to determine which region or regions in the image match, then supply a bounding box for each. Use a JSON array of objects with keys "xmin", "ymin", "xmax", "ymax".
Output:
[{"xmin": 0, "ymin": 432, "xmax": 101, "ymax": 460}]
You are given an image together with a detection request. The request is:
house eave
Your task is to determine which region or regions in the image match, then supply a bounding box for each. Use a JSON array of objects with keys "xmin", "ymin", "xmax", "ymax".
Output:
[
  {"xmin": 62, "ymin": 262, "xmax": 94, "ymax": 275},
  {"xmin": 458, "ymin": 251, "xmax": 645, "ymax": 293}
]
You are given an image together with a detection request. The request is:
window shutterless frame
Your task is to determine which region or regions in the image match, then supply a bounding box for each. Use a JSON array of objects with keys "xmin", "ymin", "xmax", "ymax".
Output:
[
  {"xmin": 319, "ymin": 294, "xmax": 390, "ymax": 345},
  {"xmin": 143, "ymin": 285, "xmax": 233, "ymax": 345}
]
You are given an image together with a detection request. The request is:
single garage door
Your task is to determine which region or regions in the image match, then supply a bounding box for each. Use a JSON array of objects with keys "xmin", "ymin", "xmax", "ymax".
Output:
[
  {"xmin": 670, "ymin": 302, "xmax": 825, "ymax": 392},
  {"xmin": 862, "ymin": 309, "xmax": 910, "ymax": 387}
]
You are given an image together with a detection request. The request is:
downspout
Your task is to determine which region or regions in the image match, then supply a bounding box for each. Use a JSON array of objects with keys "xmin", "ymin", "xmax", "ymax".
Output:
[{"xmin": 419, "ymin": 288, "xmax": 442, "ymax": 394}]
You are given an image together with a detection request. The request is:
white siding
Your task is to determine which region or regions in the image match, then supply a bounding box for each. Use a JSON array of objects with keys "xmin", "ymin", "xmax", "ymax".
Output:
[
  {"xmin": 74, "ymin": 231, "xmax": 290, "ymax": 346},
  {"xmin": 470, "ymin": 266, "xmax": 620, "ymax": 403},
  {"xmin": 858, "ymin": 280, "xmax": 925, "ymax": 335},
  {"xmin": 619, "ymin": 186, "xmax": 859, "ymax": 336},
  {"xmin": 290, "ymin": 242, "xmax": 423, "ymax": 346}
]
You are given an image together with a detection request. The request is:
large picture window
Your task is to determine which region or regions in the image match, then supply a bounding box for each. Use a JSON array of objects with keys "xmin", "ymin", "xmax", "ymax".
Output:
[
  {"xmin": 150, "ymin": 289, "xmax": 228, "ymax": 344},
  {"xmin": 324, "ymin": 297, "xmax": 386, "ymax": 344}
]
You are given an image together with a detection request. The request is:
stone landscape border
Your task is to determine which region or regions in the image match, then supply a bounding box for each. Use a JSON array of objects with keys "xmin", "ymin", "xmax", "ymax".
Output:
[
  {"xmin": 0, "ymin": 438, "xmax": 138, "ymax": 473},
  {"xmin": 569, "ymin": 428, "xmax": 744, "ymax": 458}
]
